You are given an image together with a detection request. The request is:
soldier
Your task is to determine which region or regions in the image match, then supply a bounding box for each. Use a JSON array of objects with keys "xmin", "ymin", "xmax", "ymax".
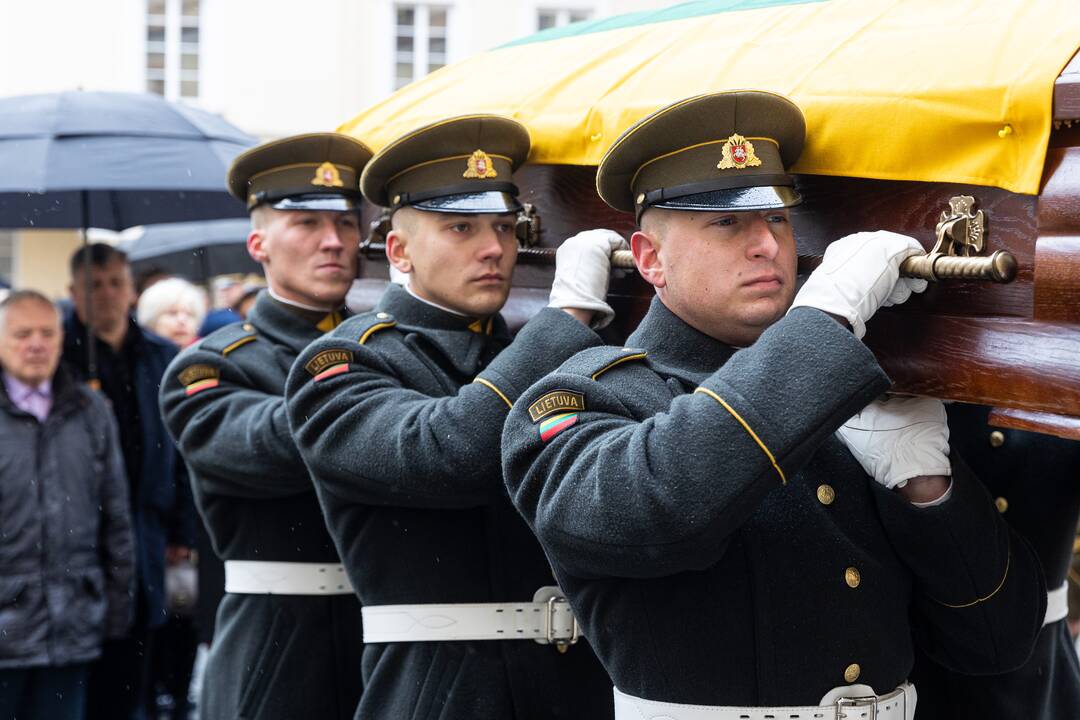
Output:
[
  {"xmin": 910, "ymin": 403, "xmax": 1080, "ymax": 718},
  {"xmin": 284, "ymin": 115, "xmax": 616, "ymax": 719},
  {"xmin": 500, "ymin": 91, "xmax": 1047, "ymax": 719},
  {"xmin": 159, "ymin": 133, "xmax": 372, "ymax": 720}
]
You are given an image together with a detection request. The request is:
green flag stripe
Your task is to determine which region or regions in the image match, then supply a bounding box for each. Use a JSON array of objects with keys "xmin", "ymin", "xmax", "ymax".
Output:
[{"xmin": 501, "ymin": 0, "xmax": 828, "ymax": 49}]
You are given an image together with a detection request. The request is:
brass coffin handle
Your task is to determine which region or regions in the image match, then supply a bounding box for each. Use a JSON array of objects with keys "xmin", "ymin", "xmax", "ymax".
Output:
[
  {"xmin": 605, "ymin": 249, "xmax": 1018, "ymax": 281},
  {"xmin": 898, "ymin": 251, "xmax": 1017, "ymax": 283}
]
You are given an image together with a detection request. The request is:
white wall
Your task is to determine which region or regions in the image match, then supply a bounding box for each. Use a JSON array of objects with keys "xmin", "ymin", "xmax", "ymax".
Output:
[{"xmin": 0, "ymin": 0, "xmax": 146, "ymax": 95}]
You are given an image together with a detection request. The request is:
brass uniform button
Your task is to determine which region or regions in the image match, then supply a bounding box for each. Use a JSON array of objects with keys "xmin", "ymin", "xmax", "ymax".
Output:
[
  {"xmin": 817, "ymin": 484, "xmax": 835, "ymax": 506},
  {"xmin": 376, "ymin": 312, "xmax": 390, "ymax": 320},
  {"xmin": 242, "ymin": 323, "xmax": 254, "ymax": 331},
  {"xmin": 844, "ymin": 663, "xmax": 861, "ymax": 683},
  {"xmin": 845, "ymin": 567, "xmax": 861, "ymax": 588},
  {"xmin": 989, "ymin": 431, "xmax": 1005, "ymax": 448},
  {"xmin": 995, "ymin": 496, "xmax": 1009, "ymax": 513}
]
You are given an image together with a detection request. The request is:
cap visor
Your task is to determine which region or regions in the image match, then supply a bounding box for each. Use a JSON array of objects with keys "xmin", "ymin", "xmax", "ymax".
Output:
[
  {"xmin": 269, "ymin": 195, "xmax": 359, "ymax": 212},
  {"xmin": 655, "ymin": 185, "xmax": 802, "ymax": 213},
  {"xmin": 411, "ymin": 191, "xmax": 522, "ymax": 214}
]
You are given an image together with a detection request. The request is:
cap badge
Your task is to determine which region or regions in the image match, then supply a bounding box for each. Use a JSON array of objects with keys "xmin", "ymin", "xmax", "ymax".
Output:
[
  {"xmin": 463, "ymin": 149, "xmax": 498, "ymax": 179},
  {"xmin": 312, "ymin": 161, "xmax": 344, "ymax": 187},
  {"xmin": 717, "ymin": 134, "xmax": 762, "ymax": 170}
]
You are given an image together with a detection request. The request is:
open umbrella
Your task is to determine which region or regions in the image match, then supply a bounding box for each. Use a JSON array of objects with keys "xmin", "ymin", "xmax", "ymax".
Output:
[
  {"xmin": 0, "ymin": 90, "xmax": 255, "ymax": 229},
  {"xmin": 123, "ymin": 218, "xmax": 260, "ymax": 282},
  {"xmin": 0, "ymin": 90, "xmax": 257, "ymax": 379}
]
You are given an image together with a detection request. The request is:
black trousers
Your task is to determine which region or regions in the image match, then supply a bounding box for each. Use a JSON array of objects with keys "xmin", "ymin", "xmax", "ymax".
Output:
[{"xmin": 86, "ymin": 597, "xmax": 155, "ymax": 720}]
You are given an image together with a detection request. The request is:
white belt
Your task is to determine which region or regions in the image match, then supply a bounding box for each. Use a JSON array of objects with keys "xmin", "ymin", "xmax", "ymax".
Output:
[
  {"xmin": 362, "ymin": 586, "xmax": 579, "ymax": 646},
  {"xmin": 224, "ymin": 561, "xmax": 354, "ymax": 595},
  {"xmin": 614, "ymin": 683, "xmax": 916, "ymax": 720},
  {"xmin": 1045, "ymin": 581, "xmax": 1069, "ymax": 626}
]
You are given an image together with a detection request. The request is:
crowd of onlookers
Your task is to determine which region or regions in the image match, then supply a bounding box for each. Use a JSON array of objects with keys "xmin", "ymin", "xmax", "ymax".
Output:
[{"xmin": 0, "ymin": 244, "xmax": 262, "ymax": 720}]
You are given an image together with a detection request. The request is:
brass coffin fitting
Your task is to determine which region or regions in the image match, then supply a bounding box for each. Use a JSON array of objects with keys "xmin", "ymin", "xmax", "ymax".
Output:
[{"xmin": 896, "ymin": 195, "xmax": 1017, "ymax": 283}]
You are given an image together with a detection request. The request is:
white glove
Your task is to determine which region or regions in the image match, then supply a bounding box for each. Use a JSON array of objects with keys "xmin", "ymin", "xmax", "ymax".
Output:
[
  {"xmin": 788, "ymin": 231, "xmax": 929, "ymax": 339},
  {"xmin": 836, "ymin": 396, "xmax": 951, "ymax": 490},
  {"xmin": 388, "ymin": 264, "xmax": 410, "ymax": 286},
  {"xmin": 548, "ymin": 229, "xmax": 628, "ymax": 329}
]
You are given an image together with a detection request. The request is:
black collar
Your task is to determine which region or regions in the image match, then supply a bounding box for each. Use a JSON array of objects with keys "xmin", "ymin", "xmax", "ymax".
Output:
[
  {"xmin": 247, "ymin": 291, "xmax": 338, "ymax": 354},
  {"xmin": 627, "ymin": 296, "xmax": 736, "ymax": 388},
  {"xmin": 375, "ymin": 284, "xmax": 511, "ymax": 379}
]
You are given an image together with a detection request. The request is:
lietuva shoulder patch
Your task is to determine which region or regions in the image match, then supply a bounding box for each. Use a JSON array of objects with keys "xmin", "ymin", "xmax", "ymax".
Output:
[
  {"xmin": 353, "ymin": 311, "xmax": 397, "ymax": 345},
  {"xmin": 200, "ymin": 322, "xmax": 258, "ymax": 356},
  {"xmin": 558, "ymin": 345, "xmax": 649, "ymax": 381},
  {"xmin": 177, "ymin": 363, "xmax": 220, "ymax": 396}
]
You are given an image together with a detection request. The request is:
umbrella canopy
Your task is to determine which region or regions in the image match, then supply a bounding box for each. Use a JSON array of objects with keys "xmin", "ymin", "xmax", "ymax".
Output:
[
  {"xmin": 339, "ymin": 0, "xmax": 1080, "ymax": 196},
  {"xmin": 0, "ymin": 90, "xmax": 256, "ymax": 230},
  {"xmin": 123, "ymin": 218, "xmax": 259, "ymax": 281}
]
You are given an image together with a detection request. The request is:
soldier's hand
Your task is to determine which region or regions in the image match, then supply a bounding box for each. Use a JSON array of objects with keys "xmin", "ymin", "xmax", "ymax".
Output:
[
  {"xmin": 788, "ymin": 230, "xmax": 928, "ymax": 338},
  {"xmin": 548, "ymin": 229, "xmax": 628, "ymax": 329},
  {"xmin": 836, "ymin": 395, "xmax": 951, "ymax": 491}
]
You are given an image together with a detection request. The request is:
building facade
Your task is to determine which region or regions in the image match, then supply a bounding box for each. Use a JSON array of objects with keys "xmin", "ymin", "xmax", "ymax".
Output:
[{"xmin": 0, "ymin": 0, "xmax": 679, "ymax": 294}]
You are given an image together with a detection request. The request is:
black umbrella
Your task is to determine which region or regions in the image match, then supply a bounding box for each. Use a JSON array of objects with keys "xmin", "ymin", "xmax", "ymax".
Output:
[
  {"xmin": 0, "ymin": 90, "xmax": 257, "ymax": 379},
  {"xmin": 124, "ymin": 218, "xmax": 260, "ymax": 282}
]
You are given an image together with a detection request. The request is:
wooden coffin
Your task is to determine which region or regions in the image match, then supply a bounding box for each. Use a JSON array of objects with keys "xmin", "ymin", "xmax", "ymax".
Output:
[{"xmin": 353, "ymin": 52, "xmax": 1080, "ymax": 440}]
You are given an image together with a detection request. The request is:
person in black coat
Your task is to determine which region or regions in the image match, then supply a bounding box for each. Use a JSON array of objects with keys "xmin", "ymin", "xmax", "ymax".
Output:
[
  {"xmin": 910, "ymin": 403, "xmax": 1080, "ymax": 718},
  {"xmin": 159, "ymin": 133, "xmax": 373, "ymax": 720},
  {"xmin": 284, "ymin": 116, "xmax": 617, "ymax": 720},
  {"xmin": 0, "ymin": 290, "xmax": 134, "ymax": 720},
  {"xmin": 63, "ymin": 244, "xmax": 195, "ymax": 720},
  {"xmin": 501, "ymin": 91, "xmax": 1047, "ymax": 719}
]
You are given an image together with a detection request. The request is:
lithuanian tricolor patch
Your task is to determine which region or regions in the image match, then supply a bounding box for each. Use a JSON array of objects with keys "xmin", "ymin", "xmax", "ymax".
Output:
[
  {"xmin": 539, "ymin": 412, "xmax": 578, "ymax": 442},
  {"xmin": 184, "ymin": 378, "xmax": 219, "ymax": 396},
  {"xmin": 313, "ymin": 363, "xmax": 350, "ymax": 382}
]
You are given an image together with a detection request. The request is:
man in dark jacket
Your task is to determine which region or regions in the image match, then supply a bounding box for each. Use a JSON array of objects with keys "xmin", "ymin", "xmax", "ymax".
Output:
[
  {"xmin": 160, "ymin": 133, "xmax": 372, "ymax": 720},
  {"xmin": 501, "ymin": 91, "xmax": 1046, "ymax": 719},
  {"xmin": 63, "ymin": 244, "xmax": 195, "ymax": 720},
  {"xmin": 0, "ymin": 290, "xmax": 135, "ymax": 720},
  {"xmin": 285, "ymin": 116, "xmax": 617, "ymax": 719},
  {"xmin": 910, "ymin": 403, "xmax": 1080, "ymax": 718}
]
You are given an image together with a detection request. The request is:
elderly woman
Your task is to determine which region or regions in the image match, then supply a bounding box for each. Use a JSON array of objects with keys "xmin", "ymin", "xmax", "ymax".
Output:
[{"xmin": 136, "ymin": 277, "xmax": 207, "ymax": 348}]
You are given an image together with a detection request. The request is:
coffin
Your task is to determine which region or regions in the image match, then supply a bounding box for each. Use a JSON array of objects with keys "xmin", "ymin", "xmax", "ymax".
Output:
[{"xmin": 343, "ymin": 0, "xmax": 1080, "ymax": 439}]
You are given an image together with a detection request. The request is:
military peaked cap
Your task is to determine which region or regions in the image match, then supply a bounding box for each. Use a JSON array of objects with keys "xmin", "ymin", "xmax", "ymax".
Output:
[
  {"xmin": 228, "ymin": 132, "xmax": 374, "ymax": 212},
  {"xmin": 596, "ymin": 91, "xmax": 805, "ymax": 220},
  {"xmin": 360, "ymin": 115, "xmax": 530, "ymax": 214}
]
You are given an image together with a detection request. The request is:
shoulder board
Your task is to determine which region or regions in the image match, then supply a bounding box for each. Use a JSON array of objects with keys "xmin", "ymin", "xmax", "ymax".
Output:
[
  {"xmin": 200, "ymin": 322, "xmax": 258, "ymax": 356},
  {"xmin": 559, "ymin": 346, "xmax": 649, "ymax": 381},
  {"xmin": 351, "ymin": 311, "xmax": 398, "ymax": 345}
]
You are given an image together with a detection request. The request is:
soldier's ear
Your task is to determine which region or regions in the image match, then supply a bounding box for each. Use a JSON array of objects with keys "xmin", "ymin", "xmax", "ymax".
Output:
[
  {"xmin": 247, "ymin": 228, "xmax": 269, "ymax": 265},
  {"xmin": 631, "ymin": 230, "xmax": 665, "ymax": 289},
  {"xmin": 385, "ymin": 228, "xmax": 412, "ymax": 274}
]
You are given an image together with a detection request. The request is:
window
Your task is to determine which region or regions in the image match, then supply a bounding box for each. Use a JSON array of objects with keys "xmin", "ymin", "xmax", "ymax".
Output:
[
  {"xmin": 145, "ymin": 0, "xmax": 201, "ymax": 101},
  {"xmin": 537, "ymin": 8, "xmax": 591, "ymax": 31},
  {"xmin": 394, "ymin": 4, "xmax": 450, "ymax": 90}
]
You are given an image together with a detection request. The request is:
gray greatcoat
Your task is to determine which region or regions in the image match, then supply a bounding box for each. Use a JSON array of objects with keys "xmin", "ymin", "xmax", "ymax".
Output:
[
  {"xmin": 502, "ymin": 298, "xmax": 1047, "ymax": 707},
  {"xmin": 285, "ymin": 284, "xmax": 615, "ymax": 720},
  {"xmin": 159, "ymin": 292, "xmax": 363, "ymax": 720},
  {"xmin": 911, "ymin": 402, "xmax": 1080, "ymax": 719},
  {"xmin": 0, "ymin": 367, "xmax": 134, "ymax": 669}
]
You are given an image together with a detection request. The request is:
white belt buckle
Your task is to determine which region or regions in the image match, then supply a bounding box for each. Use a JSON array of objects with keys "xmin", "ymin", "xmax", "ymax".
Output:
[
  {"xmin": 837, "ymin": 695, "xmax": 877, "ymax": 720},
  {"xmin": 545, "ymin": 594, "xmax": 580, "ymax": 652},
  {"xmin": 533, "ymin": 586, "xmax": 580, "ymax": 652}
]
